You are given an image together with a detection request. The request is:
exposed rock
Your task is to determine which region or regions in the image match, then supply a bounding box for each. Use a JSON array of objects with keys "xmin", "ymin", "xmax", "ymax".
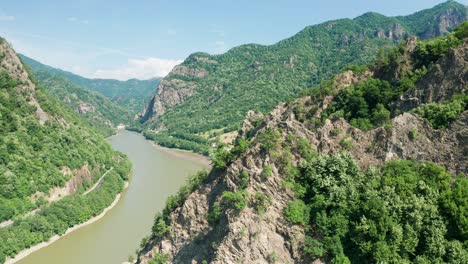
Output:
[
  {"xmin": 0, "ymin": 41, "xmax": 51, "ymax": 124},
  {"xmin": 394, "ymin": 40, "xmax": 468, "ymax": 112},
  {"xmin": 76, "ymin": 102, "xmax": 96, "ymax": 114}
]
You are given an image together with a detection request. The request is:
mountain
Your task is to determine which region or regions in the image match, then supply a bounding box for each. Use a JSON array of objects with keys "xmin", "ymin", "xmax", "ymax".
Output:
[
  {"xmin": 136, "ymin": 22, "xmax": 467, "ymax": 264},
  {"xmin": 0, "ymin": 38, "xmax": 131, "ymax": 263},
  {"xmin": 22, "ymin": 60, "xmax": 133, "ymax": 136},
  {"xmin": 20, "ymin": 55, "xmax": 160, "ymax": 115},
  {"xmin": 140, "ymin": 0, "xmax": 467, "ymax": 155}
]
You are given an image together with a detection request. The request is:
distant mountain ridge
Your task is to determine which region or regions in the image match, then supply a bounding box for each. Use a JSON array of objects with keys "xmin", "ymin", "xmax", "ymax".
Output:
[
  {"xmin": 20, "ymin": 55, "xmax": 161, "ymax": 115},
  {"xmin": 22, "ymin": 63, "xmax": 133, "ymax": 136},
  {"xmin": 140, "ymin": 0, "xmax": 467, "ymax": 154}
]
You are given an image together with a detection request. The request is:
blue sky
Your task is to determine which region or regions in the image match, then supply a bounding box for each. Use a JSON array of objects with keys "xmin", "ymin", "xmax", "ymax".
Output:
[{"xmin": 0, "ymin": 0, "xmax": 465, "ymax": 80}]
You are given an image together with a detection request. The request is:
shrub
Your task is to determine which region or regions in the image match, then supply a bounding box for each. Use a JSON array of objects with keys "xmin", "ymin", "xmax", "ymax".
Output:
[
  {"xmin": 413, "ymin": 94, "xmax": 467, "ymax": 129},
  {"xmin": 257, "ymin": 128, "xmax": 281, "ymax": 151},
  {"xmin": 284, "ymin": 200, "xmax": 309, "ymax": 225},
  {"xmin": 408, "ymin": 129, "xmax": 418, "ymax": 141},
  {"xmin": 207, "ymin": 202, "xmax": 222, "ymax": 226},
  {"xmin": 262, "ymin": 165, "xmax": 273, "ymax": 179},
  {"xmin": 221, "ymin": 191, "xmax": 248, "ymax": 210},
  {"xmin": 238, "ymin": 171, "xmax": 250, "ymax": 189},
  {"xmin": 152, "ymin": 214, "xmax": 169, "ymax": 236},
  {"xmin": 253, "ymin": 193, "xmax": 270, "ymax": 214},
  {"xmin": 339, "ymin": 137, "xmax": 353, "ymax": 150}
]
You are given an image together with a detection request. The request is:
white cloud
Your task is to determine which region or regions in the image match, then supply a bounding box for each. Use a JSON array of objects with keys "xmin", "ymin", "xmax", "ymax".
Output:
[
  {"xmin": 0, "ymin": 15, "xmax": 15, "ymax": 21},
  {"xmin": 67, "ymin": 17, "xmax": 89, "ymax": 24},
  {"xmin": 92, "ymin": 57, "xmax": 183, "ymax": 80}
]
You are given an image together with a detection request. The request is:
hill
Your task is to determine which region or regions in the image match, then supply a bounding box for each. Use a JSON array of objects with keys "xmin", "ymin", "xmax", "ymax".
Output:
[
  {"xmin": 22, "ymin": 62, "xmax": 133, "ymax": 136},
  {"xmin": 0, "ymin": 38, "xmax": 131, "ymax": 263},
  {"xmin": 140, "ymin": 0, "xmax": 467, "ymax": 155},
  {"xmin": 20, "ymin": 55, "xmax": 160, "ymax": 116}
]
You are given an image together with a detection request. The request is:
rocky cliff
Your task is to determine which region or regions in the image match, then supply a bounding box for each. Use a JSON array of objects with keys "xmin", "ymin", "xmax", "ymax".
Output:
[{"xmin": 136, "ymin": 29, "xmax": 467, "ymax": 263}]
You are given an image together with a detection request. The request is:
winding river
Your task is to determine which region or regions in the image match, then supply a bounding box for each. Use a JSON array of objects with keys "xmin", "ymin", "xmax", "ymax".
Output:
[{"xmin": 16, "ymin": 130, "xmax": 210, "ymax": 264}]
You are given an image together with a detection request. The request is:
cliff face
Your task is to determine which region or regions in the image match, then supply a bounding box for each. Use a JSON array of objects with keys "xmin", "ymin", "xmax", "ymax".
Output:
[{"xmin": 136, "ymin": 37, "xmax": 467, "ymax": 263}]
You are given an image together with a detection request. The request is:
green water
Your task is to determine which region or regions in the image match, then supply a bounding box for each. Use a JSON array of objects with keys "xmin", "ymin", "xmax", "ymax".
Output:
[{"xmin": 16, "ymin": 130, "xmax": 209, "ymax": 264}]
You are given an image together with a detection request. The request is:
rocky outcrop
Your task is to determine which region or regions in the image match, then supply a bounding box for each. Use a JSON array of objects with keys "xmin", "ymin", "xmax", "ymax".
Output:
[
  {"xmin": 394, "ymin": 40, "xmax": 467, "ymax": 111},
  {"xmin": 0, "ymin": 40, "xmax": 51, "ymax": 124},
  {"xmin": 140, "ymin": 67, "xmax": 205, "ymax": 122},
  {"xmin": 418, "ymin": 4, "xmax": 468, "ymax": 39}
]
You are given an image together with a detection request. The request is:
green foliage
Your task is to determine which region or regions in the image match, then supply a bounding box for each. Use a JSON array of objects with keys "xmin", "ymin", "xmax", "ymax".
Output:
[
  {"xmin": 303, "ymin": 236, "xmax": 325, "ymax": 257},
  {"xmin": 0, "ymin": 167, "xmax": 129, "ymax": 262},
  {"xmin": 339, "ymin": 137, "xmax": 353, "ymax": 150},
  {"xmin": 414, "ymin": 94, "xmax": 467, "ymax": 129},
  {"xmin": 253, "ymin": 193, "xmax": 270, "ymax": 214},
  {"xmin": 289, "ymin": 153, "xmax": 467, "ymax": 263},
  {"xmin": 211, "ymin": 144, "xmax": 233, "ymax": 170},
  {"xmin": 257, "ymin": 128, "xmax": 281, "ymax": 152},
  {"xmin": 262, "ymin": 165, "xmax": 273, "ymax": 179},
  {"xmin": 0, "ymin": 66, "xmax": 130, "ymax": 229},
  {"xmin": 149, "ymin": 253, "xmax": 169, "ymax": 264},
  {"xmin": 221, "ymin": 191, "xmax": 248, "ymax": 210},
  {"xmin": 141, "ymin": 5, "xmax": 465, "ymax": 153},
  {"xmin": 21, "ymin": 54, "xmax": 160, "ymax": 115},
  {"xmin": 21, "ymin": 67, "xmax": 134, "ymax": 136},
  {"xmin": 206, "ymin": 202, "xmax": 222, "ymax": 226},
  {"xmin": 408, "ymin": 128, "xmax": 418, "ymax": 141},
  {"xmin": 230, "ymin": 136, "xmax": 250, "ymax": 157},
  {"xmin": 238, "ymin": 171, "xmax": 250, "ymax": 189},
  {"xmin": 284, "ymin": 199, "xmax": 310, "ymax": 225},
  {"xmin": 152, "ymin": 214, "xmax": 169, "ymax": 237}
]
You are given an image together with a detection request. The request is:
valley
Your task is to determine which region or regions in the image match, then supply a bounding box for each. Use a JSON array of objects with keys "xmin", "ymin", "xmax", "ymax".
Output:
[{"xmin": 0, "ymin": 1, "xmax": 466, "ymax": 264}]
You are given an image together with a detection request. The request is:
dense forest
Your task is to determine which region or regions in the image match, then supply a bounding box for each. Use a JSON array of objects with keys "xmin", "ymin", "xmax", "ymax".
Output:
[
  {"xmin": 20, "ymin": 55, "xmax": 160, "ymax": 117},
  {"xmin": 141, "ymin": 1, "xmax": 467, "ymax": 154},
  {"xmin": 0, "ymin": 37, "xmax": 132, "ymax": 263},
  {"xmin": 24, "ymin": 66, "xmax": 134, "ymax": 136}
]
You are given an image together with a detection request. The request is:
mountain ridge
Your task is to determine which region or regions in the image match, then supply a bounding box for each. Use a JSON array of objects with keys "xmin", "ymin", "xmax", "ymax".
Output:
[{"xmin": 140, "ymin": 1, "xmax": 467, "ymax": 155}]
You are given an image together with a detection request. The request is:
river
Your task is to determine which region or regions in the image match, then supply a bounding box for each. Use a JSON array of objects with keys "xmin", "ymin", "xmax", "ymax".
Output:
[{"xmin": 15, "ymin": 130, "xmax": 210, "ymax": 264}]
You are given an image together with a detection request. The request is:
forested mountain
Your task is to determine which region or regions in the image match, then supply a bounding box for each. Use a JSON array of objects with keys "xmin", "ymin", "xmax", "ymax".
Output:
[
  {"xmin": 23, "ymin": 62, "xmax": 133, "ymax": 136},
  {"xmin": 136, "ymin": 22, "xmax": 467, "ymax": 264},
  {"xmin": 140, "ymin": 0, "xmax": 467, "ymax": 155},
  {"xmin": 0, "ymin": 38, "xmax": 131, "ymax": 263},
  {"xmin": 20, "ymin": 55, "xmax": 160, "ymax": 115}
]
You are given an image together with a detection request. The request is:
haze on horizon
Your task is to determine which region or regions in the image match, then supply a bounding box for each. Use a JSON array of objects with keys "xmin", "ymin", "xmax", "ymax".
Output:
[{"xmin": 0, "ymin": 0, "xmax": 465, "ymax": 81}]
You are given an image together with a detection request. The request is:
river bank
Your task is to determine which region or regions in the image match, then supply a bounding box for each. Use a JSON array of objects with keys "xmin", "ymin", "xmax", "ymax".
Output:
[
  {"xmin": 150, "ymin": 142, "xmax": 211, "ymax": 168},
  {"xmin": 5, "ymin": 181, "xmax": 129, "ymax": 264}
]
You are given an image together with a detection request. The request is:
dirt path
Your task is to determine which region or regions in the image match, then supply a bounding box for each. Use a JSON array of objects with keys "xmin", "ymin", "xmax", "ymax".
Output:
[{"xmin": 83, "ymin": 167, "xmax": 114, "ymax": 195}]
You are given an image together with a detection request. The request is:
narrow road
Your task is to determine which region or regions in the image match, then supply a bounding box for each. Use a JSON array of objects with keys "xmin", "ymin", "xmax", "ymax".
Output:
[
  {"xmin": 83, "ymin": 167, "xmax": 113, "ymax": 195},
  {"xmin": 0, "ymin": 167, "xmax": 114, "ymax": 229}
]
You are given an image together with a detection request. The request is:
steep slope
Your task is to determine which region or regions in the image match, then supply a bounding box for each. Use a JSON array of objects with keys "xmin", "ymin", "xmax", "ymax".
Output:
[
  {"xmin": 140, "ymin": 1, "xmax": 467, "ymax": 154},
  {"xmin": 20, "ymin": 55, "xmax": 160, "ymax": 115},
  {"xmin": 136, "ymin": 24, "xmax": 467, "ymax": 264},
  {"xmin": 23, "ymin": 64, "xmax": 133, "ymax": 136},
  {"xmin": 0, "ymin": 38, "xmax": 131, "ymax": 263}
]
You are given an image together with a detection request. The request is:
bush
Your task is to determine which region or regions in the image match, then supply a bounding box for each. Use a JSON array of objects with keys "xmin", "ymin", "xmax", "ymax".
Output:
[
  {"xmin": 339, "ymin": 137, "xmax": 353, "ymax": 150},
  {"xmin": 257, "ymin": 128, "xmax": 281, "ymax": 151},
  {"xmin": 221, "ymin": 191, "xmax": 248, "ymax": 210},
  {"xmin": 253, "ymin": 193, "xmax": 270, "ymax": 214},
  {"xmin": 152, "ymin": 214, "xmax": 169, "ymax": 236},
  {"xmin": 284, "ymin": 200, "xmax": 309, "ymax": 225},
  {"xmin": 262, "ymin": 165, "xmax": 273, "ymax": 179},
  {"xmin": 207, "ymin": 202, "xmax": 222, "ymax": 226},
  {"xmin": 414, "ymin": 94, "xmax": 467, "ymax": 129}
]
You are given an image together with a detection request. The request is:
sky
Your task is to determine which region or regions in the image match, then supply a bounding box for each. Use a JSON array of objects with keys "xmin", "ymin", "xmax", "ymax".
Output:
[{"xmin": 0, "ymin": 0, "xmax": 466, "ymax": 80}]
